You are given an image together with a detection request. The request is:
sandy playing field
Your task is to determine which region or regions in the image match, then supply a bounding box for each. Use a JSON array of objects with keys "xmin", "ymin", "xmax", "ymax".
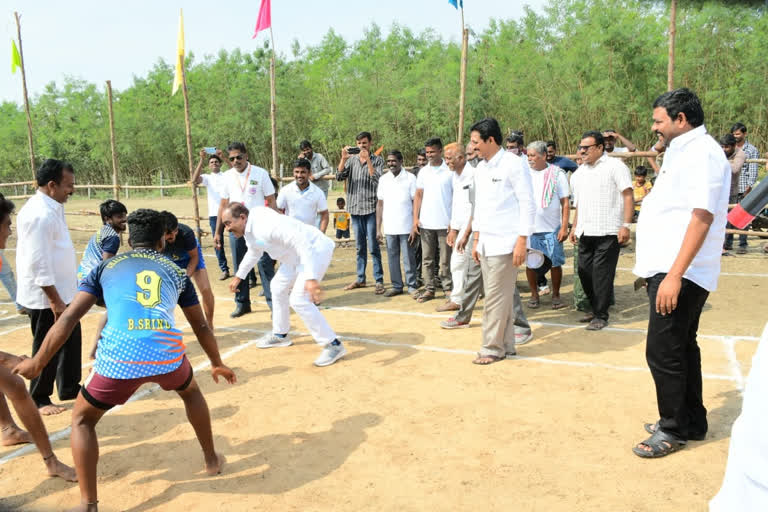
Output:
[{"xmin": 0, "ymin": 195, "xmax": 763, "ymax": 511}]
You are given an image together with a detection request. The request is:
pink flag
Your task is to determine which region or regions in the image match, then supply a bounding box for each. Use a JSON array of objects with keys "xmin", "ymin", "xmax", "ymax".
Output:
[{"xmin": 252, "ymin": 0, "xmax": 271, "ymax": 38}]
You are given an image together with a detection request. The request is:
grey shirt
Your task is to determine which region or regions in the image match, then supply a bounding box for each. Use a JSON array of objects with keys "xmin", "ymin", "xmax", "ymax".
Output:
[
  {"xmin": 336, "ymin": 153, "xmax": 385, "ymax": 215},
  {"xmin": 309, "ymin": 152, "xmax": 332, "ymax": 194}
]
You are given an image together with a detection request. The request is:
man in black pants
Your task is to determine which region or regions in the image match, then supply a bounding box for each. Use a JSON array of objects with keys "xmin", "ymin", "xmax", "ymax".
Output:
[
  {"xmin": 632, "ymin": 88, "xmax": 730, "ymax": 458},
  {"xmin": 568, "ymin": 131, "xmax": 633, "ymax": 330},
  {"xmin": 15, "ymin": 159, "xmax": 82, "ymax": 415}
]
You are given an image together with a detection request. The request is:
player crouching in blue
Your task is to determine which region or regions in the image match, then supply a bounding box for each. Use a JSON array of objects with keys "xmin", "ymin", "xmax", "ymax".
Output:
[
  {"xmin": 14, "ymin": 208, "xmax": 236, "ymax": 512},
  {"xmin": 221, "ymin": 202, "xmax": 347, "ymax": 367}
]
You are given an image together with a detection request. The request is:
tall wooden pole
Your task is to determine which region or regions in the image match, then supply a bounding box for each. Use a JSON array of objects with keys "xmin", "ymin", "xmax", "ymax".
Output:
[
  {"xmin": 269, "ymin": 27, "xmax": 278, "ymax": 177},
  {"xmin": 106, "ymin": 81, "xmax": 120, "ymax": 200},
  {"xmin": 179, "ymin": 54, "xmax": 202, "ymax": 241},
  {"xmin": 667, "ymin": 0, "xmax": 677, "ymax": 91},
  {"xmin": 457, "ymin": 8, "xmax": 468, "ymax": 145},
  {"xmin": 14, "ymin": 12, "xmax": 36, "ymax": 180}
]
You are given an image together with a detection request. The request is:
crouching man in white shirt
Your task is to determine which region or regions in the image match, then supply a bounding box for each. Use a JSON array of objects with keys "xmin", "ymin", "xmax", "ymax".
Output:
[{"xmin": 221, "ymin": 203, "xmax": 346, "ymax": 367}]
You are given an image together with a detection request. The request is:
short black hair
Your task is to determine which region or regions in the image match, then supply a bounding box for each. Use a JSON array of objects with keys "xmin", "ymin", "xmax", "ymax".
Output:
[
  {"xmin": 719, "ymin": 133, "xmax": 737, "ymax": 146},
  {"xmin": 208, "ymin": 154, "xmax": 222, "ymax": 163},
  {"xmin": 336, "ymin": 197, "xmax": 345, "ymax": 205},
  {"xmin": 227, "ymin": 141, "xmax": 247, "ymax": 153},
  {"xmin": 294, "ymin": 158, "xmax": 311, "ymax": 171},
  {"xmin": 425, "ymin": 137, "xmax": 443, "ymax": 150},
  {"xmin": 99, "ymin": 199, "xmax": 127, "ymax": 223},
  {"xmin": 469, "ymin": 118, "xmax": 503, "ymax": 146},
  {"xmin": 0, "ymin": 193, "xmax": 15, "ymax": 225},
  {"xmin": 355, "ymin": 131, "xmax": 372, "ymax": 142},
  {"xmin": 581, "ymin": 130, "xmax": 605, "ymax": 148},
  {"xmin": 159, "ymin": 210, "xmax": 178, "ymax": 232},
  {"xmin": 634, "ymin": 165, "xmax": 649, "ymax": 177},
  {"xmin": 226, "ymin": 202, "xmax": 249, "ymax": 219},
  {"xmin": 731, "ymin": 122, "xmax": 747, "ymax": 134},
  {"xmin": 127, "ymin": 209, "xmax": 165, "ymax": 248},
  {"xmin": 417, "ymin": 149, "xmax": 427, "ymax": 157},
  {"xmin": 546, "ymin": 140, "xmax": 557, "ymax": 149},
  {"xmin": 299, "ymin": 140, "xmax": 313, "ymax": 150},
  {"xmin": 506, "ymin": 132, "xmax": 524, "ymax": 145},
  {"xmin": 387, "ymin": 150, "xmax": 403, "ymax": 162},
  {"xmin": 652, "ymin": 88, "xmax": 704, "ymax": 128},
  {"xmin": 36, "ymin": 159, "xmax": 74, "ymax": 187}
]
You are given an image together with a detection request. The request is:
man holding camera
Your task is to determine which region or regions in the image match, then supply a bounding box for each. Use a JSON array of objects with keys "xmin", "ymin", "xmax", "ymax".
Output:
[{"xmin": 336, "ymin": 131, "xmax": 386, "ymax": 294}]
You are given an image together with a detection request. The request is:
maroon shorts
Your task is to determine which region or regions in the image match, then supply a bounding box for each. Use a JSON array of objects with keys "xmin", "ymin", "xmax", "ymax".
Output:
[{"xmin": 82, "ymin": 356, "xmax": 194, "ymax": 410}]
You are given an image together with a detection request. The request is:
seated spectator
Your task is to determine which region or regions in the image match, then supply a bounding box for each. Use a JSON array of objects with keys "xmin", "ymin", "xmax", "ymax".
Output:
[{"xmin": 633, "ymin": 166, "xmax": 653, "ymax": 222}]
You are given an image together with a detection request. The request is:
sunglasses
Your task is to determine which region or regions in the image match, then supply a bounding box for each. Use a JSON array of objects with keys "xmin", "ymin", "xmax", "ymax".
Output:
[
  {"xmin": 228, "ymin": 154, "xmax": 245, "ymax": 162},
  {"xmin": 578, "ymin": 144, "xmax": 597, "ymax": 152}
]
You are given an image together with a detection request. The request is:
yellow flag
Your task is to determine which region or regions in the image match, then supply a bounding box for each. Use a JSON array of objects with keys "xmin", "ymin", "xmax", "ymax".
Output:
[
  {"xmin": 11, "ymin": 40, "xmax": 21, "ymax": 74},
  {"xmin": 171, "ymin": 9, "xmax": 184, "ymax": 95}
]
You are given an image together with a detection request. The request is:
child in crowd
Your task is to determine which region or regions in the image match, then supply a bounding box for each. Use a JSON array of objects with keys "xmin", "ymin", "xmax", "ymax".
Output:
[
  {"xmin": 333, "ymin": 197, "xmax": 351, "ymax": 246},
  {"xmin": 633, "ymin": 166, "xmax": 653, "ymax": 222}
]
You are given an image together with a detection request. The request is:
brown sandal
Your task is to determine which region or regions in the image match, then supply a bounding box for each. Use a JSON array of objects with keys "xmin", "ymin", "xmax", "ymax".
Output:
[
  {"xmin": 344, "ymin": 281, "xmax": 366, "ymax": 291},
  {"xmin": 472, "ymin": 354, "xmax": 504, "ymax": 365},
  {"xmin": 374, "ymin": 283, "xmax": 385, "ymax": 295},
  {"xmin": 416, "ymin": 290, "xmax": 435, "ymax": 303}
]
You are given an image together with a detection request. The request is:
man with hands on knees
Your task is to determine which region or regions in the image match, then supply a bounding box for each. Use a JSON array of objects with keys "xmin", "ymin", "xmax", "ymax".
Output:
[
  {"xmin": 222, "ymin": 202, "xmax": 347, "ymax": 367},
  {"xmin": 14, "ymin": 208, "xmax": 236, "ymax": 512}
]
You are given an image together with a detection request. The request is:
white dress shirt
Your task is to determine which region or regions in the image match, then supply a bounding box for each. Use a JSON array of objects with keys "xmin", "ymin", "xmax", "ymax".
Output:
[
  {"xmin": 571, "ymin": 153, "xmax": 633, "ymax": 236},
  {"xmin": 529, "ymin": 165, "xmax": 570, "ymax": 233},
  {"xmin": 200, "ymin": 172, "xmax": 227, "ymax": 217},
  {"xmin": 449, "ymin": 165, "xmax": 475, "ymax": 237},
  {"xmin": 473, "ymin": 149, "xmax": 535, "ymax": 257},
  {"xmin": 633, "ymin": 125, "xmax": 730, "ymax": 292},
  {"xmin": 220, "ymin": 164, "xmax": 275, "ymax": 210},
  {"xmin": 16, "ymin": 191, "xmax": 78, "ymax": 308},
  {"xmin": 416, "ymin": 160, "xmax": 453, "ymax": 230},
  {"xmin": 237, "ymin": 207, "xmax": 332, "ymax": 282},
  {"xmin": 276, "ymin": 181, "xmax": 328, "ymax": 226},
  {"xmin": 377, "ymin": 169, "xmax": 416, "ymax": 235}
]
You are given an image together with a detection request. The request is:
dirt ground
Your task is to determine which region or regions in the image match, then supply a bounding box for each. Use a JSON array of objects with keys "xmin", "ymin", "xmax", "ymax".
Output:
[{"xmin": 0, "ymin": 194, "xmax": 764, "ymax": 511}]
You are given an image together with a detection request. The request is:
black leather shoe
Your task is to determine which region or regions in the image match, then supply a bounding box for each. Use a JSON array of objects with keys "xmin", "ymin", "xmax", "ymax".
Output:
[
  {"xmin": 249, "ymin": 279, "xmax": 258, "ymax": 289},
  {"xmin": 230, "ymin": 304, "xmax": 252, "ymax": 318}
]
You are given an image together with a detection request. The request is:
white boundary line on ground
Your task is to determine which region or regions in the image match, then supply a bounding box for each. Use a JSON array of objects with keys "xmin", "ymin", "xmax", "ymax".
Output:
[{"xmin": 722, "ymin": 336, "xmax": 746, "ymax": 392}]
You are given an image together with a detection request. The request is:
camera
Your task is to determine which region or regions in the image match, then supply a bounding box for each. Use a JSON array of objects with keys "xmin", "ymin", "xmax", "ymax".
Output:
[{"xmin": 346, "ymin": 147, "xmax": 361, "ymax": 155}]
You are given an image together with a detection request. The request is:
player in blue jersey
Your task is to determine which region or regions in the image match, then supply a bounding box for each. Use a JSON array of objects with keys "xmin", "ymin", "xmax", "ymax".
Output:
[
  {"xmin": 14, "ymin": 209, "xmax": 236, "ymax": 512},
  {"xmin": 160, "ymin": 211, "xmax": 216, "ymax": 331},
  {"xmin": 77, "ymin": 200, "xmax": 127, "ymax": 359},
  {"xmin": 0, "ymin": 193, "xmax": 77, "ymax": 482}
]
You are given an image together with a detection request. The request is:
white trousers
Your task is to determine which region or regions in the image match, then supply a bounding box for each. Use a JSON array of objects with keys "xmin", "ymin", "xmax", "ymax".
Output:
[
  {"xmin": 271, "ymin": 238, "xmax": 336, "ymax": 346},
  {"xmin": 449, "ymin": 246, "xmax": 471, "ymax": 306}
]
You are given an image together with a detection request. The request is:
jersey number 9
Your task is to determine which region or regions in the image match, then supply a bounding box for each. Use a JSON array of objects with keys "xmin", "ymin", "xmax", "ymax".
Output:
[{"xmin": 136, "ymin": 270, "xmax": 162, "ymax": 308}]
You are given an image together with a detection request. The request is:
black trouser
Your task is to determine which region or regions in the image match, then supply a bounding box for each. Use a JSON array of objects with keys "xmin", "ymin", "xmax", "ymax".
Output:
[
  {"xmin": 645, "ymin": 273, "xmax": 709, "ymax": 440},
  {"xmin": 577, "ymin": 235, "xmax": 620, "ymax": 321},
  {"xmin": 28, "ymin": 308, "xmax": 82, "ymax": 407}
]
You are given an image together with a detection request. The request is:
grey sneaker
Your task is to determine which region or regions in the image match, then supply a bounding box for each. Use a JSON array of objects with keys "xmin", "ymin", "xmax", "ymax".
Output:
[
  {"xmin": 314, "ymin": 342, "xmax": 347, "ymax": 367},
  {"xmin": 257, "ymin": 334, "xmax": 293, "ymax": 349},
  {"xmin": 514, "ymin": 331, "xmax": 534, "ymax": 345},
  {"xmin": 440, "ymin": 317, "xmax": 470, "ymax": 329}
]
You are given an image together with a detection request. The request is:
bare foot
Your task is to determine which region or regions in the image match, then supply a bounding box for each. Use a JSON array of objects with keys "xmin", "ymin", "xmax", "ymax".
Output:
[
  {"xmin": 45, "ymin": 454, "xmax": 78, "ymax": 482},
  {"xmin": 1, "ymin": 425, "xmax": 32, "ymax": 446},
  {"xmin": 39, "ymin": 404, "xmax": 66, "ymax": 416},
  {"xmin": 205, "ymin": 452, "xmax": 225, "ymax": 476}
]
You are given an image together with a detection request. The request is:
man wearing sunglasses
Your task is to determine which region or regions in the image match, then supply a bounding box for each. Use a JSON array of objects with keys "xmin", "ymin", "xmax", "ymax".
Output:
[
  {"xmin": 214, "ymin": 142, "xmax": 277, "ymax": 318},
  {"xmin": 569, "ymin": 131, "xmax": 633, "ymax": 331}
]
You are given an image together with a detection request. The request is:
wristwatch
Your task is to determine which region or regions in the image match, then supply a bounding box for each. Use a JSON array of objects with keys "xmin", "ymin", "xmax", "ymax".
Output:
[{"xmin": 622, "ymin": 223, "xmax": 632, "ymax": 229}]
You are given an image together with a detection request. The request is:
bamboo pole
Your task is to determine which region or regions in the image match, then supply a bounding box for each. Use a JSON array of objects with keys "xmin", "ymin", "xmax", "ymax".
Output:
[
  {"xmin": 14, "ymin": 12, "xmax": 36, "ymax": 180},
  {"xmin": 457, "ymin": 8, "xmax": 468, "ymax": 145},
  {"xmin": 179, "ymin": 53, "xmax": 202, "ymax": 241},
  {"xmin": 106, "ymin": 80, "xmax": 120, "ymax": 200},
  {"xmin": 269, "ymin": 27, "xmax": 278, "ymax": 177},
  {"xmin": 667, "ymin": 0, "xmax": 677, "ymax": 91}
]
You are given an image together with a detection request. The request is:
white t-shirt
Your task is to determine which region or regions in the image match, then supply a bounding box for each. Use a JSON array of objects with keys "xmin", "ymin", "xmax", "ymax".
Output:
[
  {"xmin": 415, "ymin": 161, "xmax": 453, "ymax": 230},
  {"xmin": 377, "ymin": 169, "xmax": 416, "ymax": 235},
  {"xmin": 528, "ymin": 165, "xmax": 570, "ymax": 233},
  {"xmin": 610, "ymin": 146, "xmax": 630, "ymax": 153},
  {"xmin": 200, "ymin": 172, "xmax": 227, "ymax": 217},
  {"xmin": 633, "ymin": 125, "xmax": 730, "ymax": 292},
  {"xmin": 220, "ymin": 164, "xmax": 275, "ymax": 210},
  {"xmin": 276, "ymin": 181, "xmax": 328, "ymax": 227}
]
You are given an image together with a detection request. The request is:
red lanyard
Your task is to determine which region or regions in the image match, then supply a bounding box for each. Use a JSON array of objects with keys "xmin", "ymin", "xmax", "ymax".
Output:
[{"xmin": 237, "ymin": 165, "xmax": 252, "ymax": 198}]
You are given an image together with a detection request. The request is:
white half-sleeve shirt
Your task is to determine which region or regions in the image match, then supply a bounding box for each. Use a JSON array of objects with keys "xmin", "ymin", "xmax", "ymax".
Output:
[
  {"xmin": 377, "ymin": 169, "xmax": 416, "ymax": 236},
  {"xmin": 200, "ymin": 172, "xmax": 227, "ymax": 217},
  {"xmin": 415, "ymin": 161, "xmax": 453, "ymax": 230},
  {"xmin": 276, "ymin": 181, "xmax": 328, "ymax": 227},
  {"xmin": 220, "ymin": 164, "xmax": 275, "ymax": 210}
]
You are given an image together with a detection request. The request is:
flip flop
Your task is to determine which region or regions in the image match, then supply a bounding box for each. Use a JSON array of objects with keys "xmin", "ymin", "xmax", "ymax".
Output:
[
  {"xmin": 632, "ymin": 429, "xmax": 686, "ymax": 458},
  {"xmin": 527, "ymin": 298, "xmax": 540, "ymax": 309},
  {"xmin": 344, "ymin": 281, "xmax": 366, "ymax": 291},
  {"xmin": 551, "ymin": 297, "xmax": 567, "ymax": 310},
  {"xmin": 472, "ymin": 354, "xmax": 505, "ymax": 365},
  {"xmin": 417, "ymin": 290, "xmax": 435, "ymax": 303}
]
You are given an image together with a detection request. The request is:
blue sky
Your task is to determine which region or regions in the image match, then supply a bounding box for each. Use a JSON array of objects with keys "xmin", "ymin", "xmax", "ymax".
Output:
[{"xmin": 1, "ymin": 0, "xmax": 547, "ymax": 104}]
